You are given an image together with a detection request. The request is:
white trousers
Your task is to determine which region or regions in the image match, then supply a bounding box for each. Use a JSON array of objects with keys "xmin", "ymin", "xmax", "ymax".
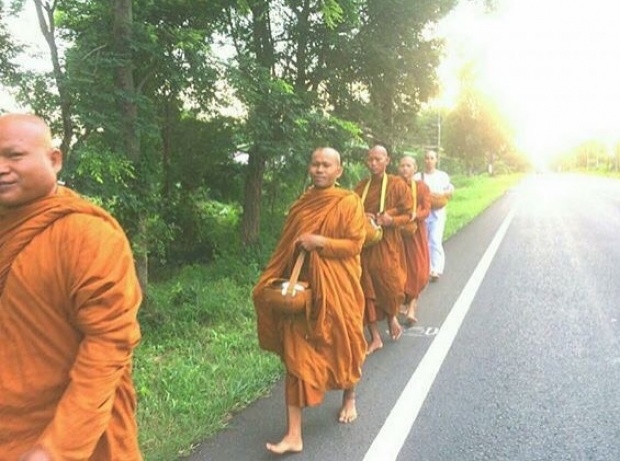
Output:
[{"xmin": 426, "ymin": 209, "xmax": 447, "ymax": 275}]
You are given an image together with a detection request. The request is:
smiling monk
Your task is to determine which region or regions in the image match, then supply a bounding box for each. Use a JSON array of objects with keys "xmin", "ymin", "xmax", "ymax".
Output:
[
  {"xmin": 253, "ymin": 147, "xmax": 367, "ymax": 455},
  {"xmin": 0, "ymin": 114, "xmax": 142, "ymax": 460}
]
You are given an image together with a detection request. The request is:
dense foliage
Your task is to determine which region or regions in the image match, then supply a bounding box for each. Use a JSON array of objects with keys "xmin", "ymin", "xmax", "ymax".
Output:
[{"xmin": 1, "ymin": 0, "xmax": 529, "ymax": 283}]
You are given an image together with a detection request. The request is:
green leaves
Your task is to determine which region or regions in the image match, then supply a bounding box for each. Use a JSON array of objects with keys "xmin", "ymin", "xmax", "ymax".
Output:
[{"xmin": 320, "ymin": 0, "xmax": 345, "ymax": 29}]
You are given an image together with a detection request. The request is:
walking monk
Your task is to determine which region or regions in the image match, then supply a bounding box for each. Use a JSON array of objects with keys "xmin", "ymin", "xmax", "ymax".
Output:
[
  {"xmin": 0, "ymin": 113, "xmax": 143, "ymax": 460},
  {"xmin": 398, "ymin": 155, "xmax": 431, "ymax": 325},
  {"xmin": 354, "ymin": 145, "xmax": 413, "ymax": 354},
  {"xmin": 253, "ymin": 147, "xmax": 367, "ymax": 455}
]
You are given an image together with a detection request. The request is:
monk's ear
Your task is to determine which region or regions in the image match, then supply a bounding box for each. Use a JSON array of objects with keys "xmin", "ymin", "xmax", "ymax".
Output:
[
  {"xmin": 49, "ymin": 148, "xmax": 63, "ymax": 174},
  {"xmin": 336, "ymin": 165, "xmax": 343, "ymax": 179}
]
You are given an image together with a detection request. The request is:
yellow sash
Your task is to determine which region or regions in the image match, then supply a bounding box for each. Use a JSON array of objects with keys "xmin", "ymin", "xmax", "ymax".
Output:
[
  {"xmin": 361, "ymin": 174, "xmax": 388, "ymax": 247},
  {"xmin": 361, "ymin": 173, "xmax": 387, "ymax": 212}
]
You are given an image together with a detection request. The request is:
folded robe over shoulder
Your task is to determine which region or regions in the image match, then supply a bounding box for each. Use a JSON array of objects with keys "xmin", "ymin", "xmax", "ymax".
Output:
[
  {"xmin": 253, "ymin": 186, "xmax": 367, "ymax": 392},
  {"xmin": 0, "ymin": 186, "xmax": 142, "ymax": 461}
]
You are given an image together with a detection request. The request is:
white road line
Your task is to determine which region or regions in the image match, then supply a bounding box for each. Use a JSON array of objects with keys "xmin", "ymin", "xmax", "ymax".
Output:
[{"xmin": 363, "ymin": 207, "xmax": 517, "ymax": 461}]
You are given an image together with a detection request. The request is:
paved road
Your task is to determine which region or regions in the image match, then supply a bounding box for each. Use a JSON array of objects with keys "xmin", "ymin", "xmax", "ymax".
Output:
[{"xmin": 187, "ymin": 173, "xmax": 620, "ymax": 461}]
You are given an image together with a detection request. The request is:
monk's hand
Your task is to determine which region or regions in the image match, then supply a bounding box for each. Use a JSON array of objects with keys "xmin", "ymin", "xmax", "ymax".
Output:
[
  {"xmin": 296, "ymin": 233, "xmax": 326, "ymax": 252},
  {"xmin": 376, "ymin": 212, "xmax": 394, "ymax": 227},
  {"xmin": 19, "ymin": 446, "xmax": 52, "ymax": 461}
]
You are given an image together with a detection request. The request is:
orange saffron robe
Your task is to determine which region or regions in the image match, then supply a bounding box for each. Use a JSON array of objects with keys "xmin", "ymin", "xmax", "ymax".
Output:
[
  {"xmin": 253, "ymin": 186, "xmax": 366, "ymax": 405},
  {"xmin": 403, "ymin": 180, "xmax": 431, "ymax": 301},
  {"xmin": 0, "ymin": 187, "xmax": 142, "ymax": 461},
  {"xmin": 354, "ymin": 174, "xmax": 413, "ymax": 321}
]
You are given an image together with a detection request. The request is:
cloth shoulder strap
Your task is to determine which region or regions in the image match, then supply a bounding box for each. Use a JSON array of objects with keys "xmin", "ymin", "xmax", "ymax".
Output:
[{"xmin": 360, "ymin": 174, "xmax": 388, "ymax": 213}]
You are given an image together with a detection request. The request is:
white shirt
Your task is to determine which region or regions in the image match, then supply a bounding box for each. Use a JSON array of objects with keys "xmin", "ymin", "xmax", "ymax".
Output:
[{"xmin": 414, "ymin": 170, "xmax": 453, "ymax": 195}]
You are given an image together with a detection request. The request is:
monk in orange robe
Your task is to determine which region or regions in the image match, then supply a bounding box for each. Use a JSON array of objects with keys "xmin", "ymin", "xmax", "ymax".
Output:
[
  {"xmin": 0, "ymin": 114, "xmax": 142, "ymax": 461},
  {"xmin": 398, "ymin": 155, "xmax": 431, "ymax": 325},
  {"xmin": 354, "ymin": 145, "xmax": 414, "ymax": 354},
  {"xmin": 253, "ymin": 147, "xmax": 367, "ymax": 455}
]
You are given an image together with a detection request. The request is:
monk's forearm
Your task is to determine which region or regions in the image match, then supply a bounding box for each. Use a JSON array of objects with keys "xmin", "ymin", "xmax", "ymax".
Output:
[
  {"xmin": 417, "ymin": 203, "xmax": 431, "ymax": 220},
  {"xmin": 320, "ymin": 238, "xmax": 363, "ymax": 258},
  {"xmin": 384, "ymin": 205, "xmax": 413, "ymax": 221},
  {"xmin": 391, "ymin": 213, "xmax": 413, "ymax": 227}
]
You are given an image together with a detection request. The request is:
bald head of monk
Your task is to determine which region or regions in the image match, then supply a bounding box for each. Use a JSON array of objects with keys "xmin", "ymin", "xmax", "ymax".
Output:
[
  {"xmin": 398, "ymin": 155, "xmax": 418, "ymax": 181},
  {"xmin": 0, "ymin": 113, "xmax": 62, "ymax": 209},
  {"xmin": 366, "ymin": 145, "xmax": 390, "ymax": 178},
  {"xmin": 309, "ymin": 147, "xmax": 343, "ymax": 189}
]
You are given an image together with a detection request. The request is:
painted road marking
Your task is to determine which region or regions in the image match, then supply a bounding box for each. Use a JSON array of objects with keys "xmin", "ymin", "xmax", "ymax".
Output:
[
  {"xmin": 363, "ymin": 207, "xmax": 517, "ymax": 461},
  {"xmin": 402, "ymin": 326, "xmax": 439, "ymax": 337}
]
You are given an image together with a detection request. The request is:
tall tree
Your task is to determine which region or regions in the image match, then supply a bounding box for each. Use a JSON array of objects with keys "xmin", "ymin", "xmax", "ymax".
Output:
[
  {"xmin": 224, "ymin": 0, "xmax": 361, "ymax": 246},
  {"xmin": 350, "ymin": 0, "xmax": 457, "ymax": 151}
]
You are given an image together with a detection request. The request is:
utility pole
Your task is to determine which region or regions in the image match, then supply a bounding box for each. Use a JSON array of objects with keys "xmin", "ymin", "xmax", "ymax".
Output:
[{"xmin": 437, "ymin": 109, "xmax": 441, "ymax": 154}]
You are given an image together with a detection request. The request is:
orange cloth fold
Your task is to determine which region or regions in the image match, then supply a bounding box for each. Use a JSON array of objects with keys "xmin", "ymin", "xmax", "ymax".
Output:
[
  {"xmin": 0, "ymin": 186, "xmax": 142, "ymax": 461},
  {"xmin": 354, "ymin": 175, "xmax": 413, "ymax": 319},
  {"xmin": 403, "ymin": 180, "xmax": 431, "ymax": 301},
  {"xmin": 253, "ymin": 186, "xmax": 366, "ymax": 404}
]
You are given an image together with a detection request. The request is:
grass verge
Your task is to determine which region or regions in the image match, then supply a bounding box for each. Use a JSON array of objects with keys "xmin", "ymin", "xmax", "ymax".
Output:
[
  {"xmin": 445, "ymin": 173, "xmax": 523, "ymax": 239},
  {"xmin": 135, "ymin": 172, "xmax": 525, "ymax": 460}
]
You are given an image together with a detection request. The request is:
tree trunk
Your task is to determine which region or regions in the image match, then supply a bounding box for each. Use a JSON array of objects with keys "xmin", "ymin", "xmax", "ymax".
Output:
[
  {"xmin": 241, "ymin": 149, "xmax": 266, "ymax": 246},
  {"xmin": 239, "ymin": 1, "xmax": 275, "ymax": 247},
  {"xmin": 111, "ymin": 0, "xmax": 148, "ymax": 289}
]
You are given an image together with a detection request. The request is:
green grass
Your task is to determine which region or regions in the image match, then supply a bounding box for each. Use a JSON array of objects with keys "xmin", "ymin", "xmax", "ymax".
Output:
[
  {"xmin": 444, "ymin": 173, "xmax": 524, "ymax": 239},
  {"xmin": 135, "ymin": 172, "xmax": 525, "ymax": 460},
  {"xmin": 135, "ymin": 267, "xmax": 283, "ymax": 460}
]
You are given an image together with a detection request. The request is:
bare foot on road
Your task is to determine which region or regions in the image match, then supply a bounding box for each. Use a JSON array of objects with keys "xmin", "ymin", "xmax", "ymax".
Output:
[
  {"xmin": 366, "ymin": 338, "xmax": 383, "ymax": 355},
  {"xmin": 338, "ymin": 390, "xmax": 358, "ymax": 424},
  {"xmin": 389, "ymin": 317, "xmax": 402, "ymax": 341},
  {"xmin": 266, "ymin": 436, "xmax": 303, "ymax": 455}
]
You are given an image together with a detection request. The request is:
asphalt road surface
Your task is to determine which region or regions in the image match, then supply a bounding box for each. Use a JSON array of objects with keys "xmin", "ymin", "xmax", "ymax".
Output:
[{"xmin": 187, "ymin": 173, "xmax": 620, "ymax": 461}]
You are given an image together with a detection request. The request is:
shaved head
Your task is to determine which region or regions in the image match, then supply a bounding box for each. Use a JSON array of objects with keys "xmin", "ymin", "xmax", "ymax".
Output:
[
  {"xmin": 309, "ymin": 146, "xmax": 343, "ymax": 189},
  {"xmin": 0, "ymin": 113, "xmax": 54, "ymax": 148},
  {"xmin": 368, "ymin": 145, "xmax": 388, "ymax": 159},
  {"xmin": 0, "ymin": 113, "xmax": 62, "ymax": 209},
  {"xmin": 365, "ymin": 144, "xmax": 390, "ymax": 177},
  {"xmin": 312, "ymin": 147, "xmax": 341, "ymax": 166},
  {"xmin": 398, "ymin": 155, "xmax": 418, "ymax": 180}
]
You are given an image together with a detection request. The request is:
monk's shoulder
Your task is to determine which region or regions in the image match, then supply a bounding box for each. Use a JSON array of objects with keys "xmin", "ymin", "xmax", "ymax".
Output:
[
  {"xmin": 389, "ymin": 174, "xmax": 409, "ymax": 191},
  {"xmin": 51, "ymin": 208, "xmax": 127, "ymax": 252},
  {"xmin": 333, "ymin": 188, "xmax": 360, "ymax": 203}
]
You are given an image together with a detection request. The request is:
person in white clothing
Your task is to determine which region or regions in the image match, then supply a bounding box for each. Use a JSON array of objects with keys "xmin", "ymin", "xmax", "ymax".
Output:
[{"xmin": 414, "ymin": 149, "xmax": 454, "ymax": 282}]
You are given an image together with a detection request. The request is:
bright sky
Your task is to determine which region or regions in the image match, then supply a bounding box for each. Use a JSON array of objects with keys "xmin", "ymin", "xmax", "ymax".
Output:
[
  {"xmin": 437, "ymin": 0, "xmax": 620, "ymax": 162},
  {"xmin": 4, "ymin": 0, "xmax": 620, "ymax": 164},
  {"xmin": 0, "ymin": 5, "xmax": 50, "ymax": 111}
]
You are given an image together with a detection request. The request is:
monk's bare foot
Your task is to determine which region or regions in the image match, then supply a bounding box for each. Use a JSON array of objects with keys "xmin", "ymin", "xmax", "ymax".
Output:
[
  {"xmin": 266, "ymin": 435, "xmax": 303, "ymax": 455},
  {"xmin": 366, "ymin": 338, "xmax": 383, "ymax": 355},
  {"xmin": 407, "ymin": 315, "xmax": 418, "ymax": 326},
  {"xmin": 399, "ymin": 304, "xmax": 407, "ymax": 315},
  {"xmin": 405, "ymin": 309, "xmax": 417, "ymax": 326},
  {"xmin": 389, "ymin": 318, "xmax": 402, "ymax": 341},
  {"xmin": 338, "ymin": 393, "xmax": 358, "ymax": 424}
]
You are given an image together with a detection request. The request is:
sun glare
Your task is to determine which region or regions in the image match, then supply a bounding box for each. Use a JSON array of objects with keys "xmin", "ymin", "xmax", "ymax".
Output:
[{"xmin": 438, "ymin": 0, "xmax": 620, "ymax": 165}]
